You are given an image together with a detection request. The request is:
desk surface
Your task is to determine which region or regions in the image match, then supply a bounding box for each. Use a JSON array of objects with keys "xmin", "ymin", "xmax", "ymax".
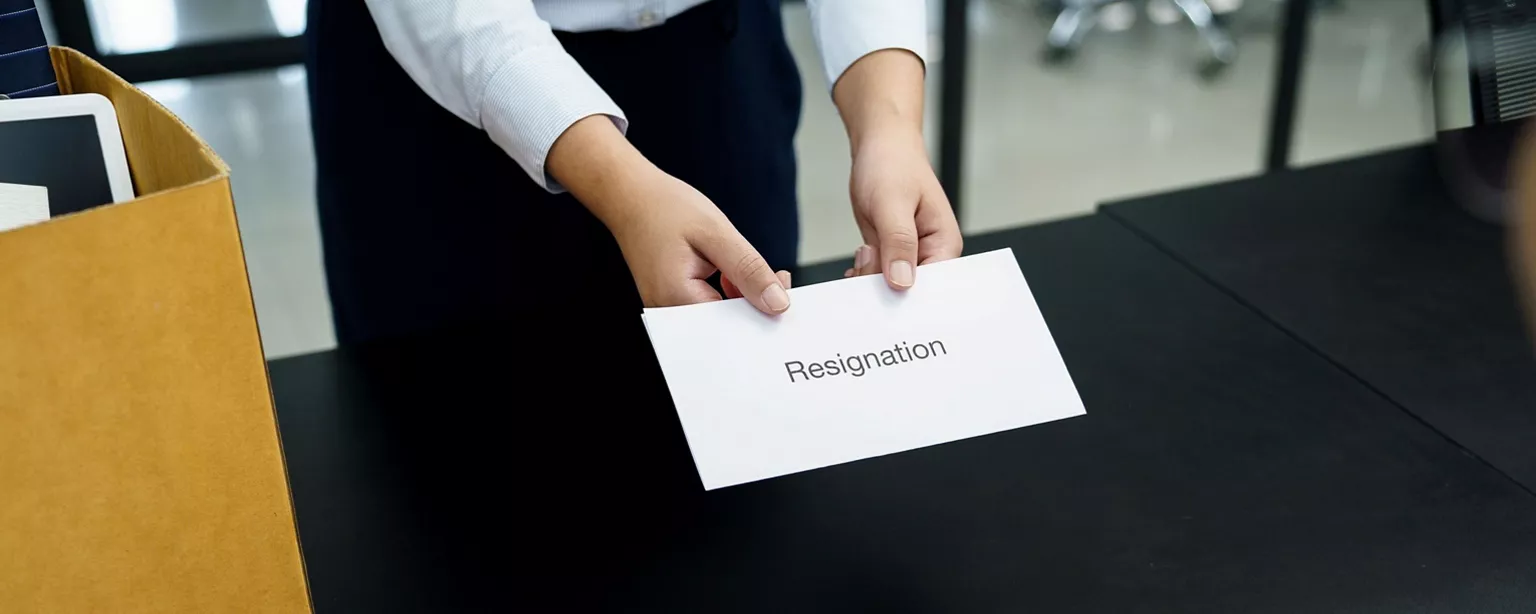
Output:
[
  {"xmin": 1104, "ymin": 145, "xmax": 1536, "ymax": 493},
  {"xmin": 271, "ymin": 214, "xmax": 1536, "ymax": 613}
]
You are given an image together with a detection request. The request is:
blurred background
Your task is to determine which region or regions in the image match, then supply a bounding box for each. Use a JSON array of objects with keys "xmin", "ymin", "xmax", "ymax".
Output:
[{"xmin": 31, "ymin": 0, "xmax": 1435, "ymax": 358}]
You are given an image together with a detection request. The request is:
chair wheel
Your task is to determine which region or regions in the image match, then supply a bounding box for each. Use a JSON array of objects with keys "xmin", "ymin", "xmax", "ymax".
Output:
[
  {"xmin": 1197, "ymin": 55, "xmax": 1232, "ymax": 80},
  {"xmin": 1198, "ymin": 37, "xmax": 1237, "ymax": 80},
  {"xmin": 1042, "ymin": 44, "xmax": 1076, "ymax": 65}
]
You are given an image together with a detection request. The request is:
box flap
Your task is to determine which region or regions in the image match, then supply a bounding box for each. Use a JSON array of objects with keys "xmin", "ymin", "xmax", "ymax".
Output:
[{"xmin": 49, "ymin": 47, "xmax": 228, "ymax": 197}]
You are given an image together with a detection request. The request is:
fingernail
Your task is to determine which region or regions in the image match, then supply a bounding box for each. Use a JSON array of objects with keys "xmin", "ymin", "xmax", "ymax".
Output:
[
  {"xmin": 855, "ymin": 245, "xmax": 873, "ymax": 269},
  {"xmin": 761, "ymin": 284, "xmax": 790, "ymax": 312},
  {"xmin": 888, "ymin": 260, "xmax": 915, "ymax": 288}
]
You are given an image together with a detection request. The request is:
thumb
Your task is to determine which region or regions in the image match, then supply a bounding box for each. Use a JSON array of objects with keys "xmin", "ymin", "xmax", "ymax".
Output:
[
  {"xmin": 697, "ymin": 226, "xmax": 791, "ymax": 315},
  {"xmin": 873, "ymin": 204, "xmax": 920, "ymax": 290}
]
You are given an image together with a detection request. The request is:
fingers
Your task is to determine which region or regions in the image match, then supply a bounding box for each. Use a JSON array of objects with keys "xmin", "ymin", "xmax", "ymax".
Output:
[
  {"xmin": 676, "ymin": 280, "xmax": 724, "ymax": 305},
  {"xmin": 856, "ymin": 244, "xmax": 880, "ymax": 276},
  {"xmin": 844, "ymin": 244, "xmax": 879, "ymax": 278},
  {"xmin": 871, "ymin": 204, "xmax": 920, "ymax": 290},
  {"xmin": 721, "ymin": 273, "xmax": 741, "ymax": 300},
  {"xmin": 724, "ymin": 265, "xmax": 792, "ymax": 299},
  {"xmin": 697, "ymin": 227, "xmax": 791, "ymax": 315},
  {"xmin": 916, "ymin": 192, "xmax": 964, "ymax": 265}
]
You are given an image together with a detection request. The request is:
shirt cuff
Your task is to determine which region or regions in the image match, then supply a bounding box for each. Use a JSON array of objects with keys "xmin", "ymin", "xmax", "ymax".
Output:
[
  {"xmin": 479, "ymin": 45, "xmax": 629, "ymax": 193},
  {"xmin": 810, "ymin": 0, "xmax": 930, "ymax": 90}
]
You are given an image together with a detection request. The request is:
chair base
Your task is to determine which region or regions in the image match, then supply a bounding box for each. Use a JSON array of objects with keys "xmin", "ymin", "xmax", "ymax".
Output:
[{"xmin": 1041, "ymin": 0, "xmax": 1237, "ymax": 78}]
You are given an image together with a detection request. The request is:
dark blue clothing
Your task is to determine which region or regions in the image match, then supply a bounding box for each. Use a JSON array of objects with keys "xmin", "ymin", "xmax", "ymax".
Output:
[{"xmin": 306, "ymin": 0, "xmax": 802, "ymax": 345}]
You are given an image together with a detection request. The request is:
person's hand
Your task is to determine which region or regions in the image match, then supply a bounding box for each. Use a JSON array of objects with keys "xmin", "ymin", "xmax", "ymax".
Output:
[
  {"xmin": 842, "ymin": 130, "xmax": 962, "ymax": 285},
  {"xmin": 547, "ymin": 115, "xmax": 791, "ymax": 315},
  {"xmin": 832, "ymin": 49, "xmax": 962, "ymax": 288},
  {"xmin": 607, "ymin": 171, "xmax": 793, "ymax": 314}
]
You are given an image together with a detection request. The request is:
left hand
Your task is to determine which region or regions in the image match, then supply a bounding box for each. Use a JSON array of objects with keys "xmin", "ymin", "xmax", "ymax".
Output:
[
  {"xmin": 843, "ymin": 129, "xmax": 963, "ymax": 287},
  {"xmin": 830, "ymin": 49, "xmax": 962, "ymax": 288}
]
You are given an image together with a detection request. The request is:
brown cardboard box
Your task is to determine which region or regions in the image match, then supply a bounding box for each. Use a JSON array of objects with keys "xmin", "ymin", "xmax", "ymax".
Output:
[{"xmin": 0, "ymin": 49, "xmax": 311, "ymax": 612}]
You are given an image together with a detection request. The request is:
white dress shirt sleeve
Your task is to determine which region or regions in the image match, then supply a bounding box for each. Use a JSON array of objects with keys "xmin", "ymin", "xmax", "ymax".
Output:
[
  {"xmin": 365, "ymin": 0, "xmax": 627, "ymax": 193},
  {"xmin": 806, "ymin": 0, "xmax": 930, "ymax": 89}
]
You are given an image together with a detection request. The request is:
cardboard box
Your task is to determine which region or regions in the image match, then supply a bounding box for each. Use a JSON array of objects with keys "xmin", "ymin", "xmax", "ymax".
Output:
[{"xmin": 0, "ymin": 49, "xmax": 311, "ymax": 612}]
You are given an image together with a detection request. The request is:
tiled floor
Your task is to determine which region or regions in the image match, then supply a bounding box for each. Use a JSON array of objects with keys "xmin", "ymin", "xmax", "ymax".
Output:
[{"xmin": 93, "ymin": 0, "xmax": 1430, "ymax": 358}]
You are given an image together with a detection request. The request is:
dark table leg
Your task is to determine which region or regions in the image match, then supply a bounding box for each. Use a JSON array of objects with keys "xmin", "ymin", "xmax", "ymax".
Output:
[
  {"xmin": 939, "ymin": 0, "xmax": 970, "ymax": 218},
  {"xmin": 1265, "ymin": 0, "xmax": 1312, "ymax": 172}
]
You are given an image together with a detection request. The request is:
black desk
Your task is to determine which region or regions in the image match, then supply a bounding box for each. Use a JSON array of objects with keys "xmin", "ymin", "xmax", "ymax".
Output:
[
  {"xmin": 272, "ymin": 214, "xmax": 1536, "ymax": 612},
  {"xmin": 1104, "ymin": 145, "xmax": 1536, "ymax": 493}
]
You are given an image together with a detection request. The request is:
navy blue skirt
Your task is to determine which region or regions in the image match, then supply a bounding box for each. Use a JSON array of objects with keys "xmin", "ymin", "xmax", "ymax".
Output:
[{"xmin": 306, "ymin": 0, "xmax": 803, "ymax": 345}]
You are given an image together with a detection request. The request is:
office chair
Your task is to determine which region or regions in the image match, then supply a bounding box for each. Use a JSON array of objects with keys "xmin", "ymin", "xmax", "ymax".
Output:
[{"xmin": 1041, "ymin": 0, "xmax": 1237, "ymax": 77}]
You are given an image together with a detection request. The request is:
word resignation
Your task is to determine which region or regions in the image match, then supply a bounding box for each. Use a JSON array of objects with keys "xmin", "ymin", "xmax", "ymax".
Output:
[{"xmin": 785, "ymin": 340, "xmax": 948, "ymax": 383}]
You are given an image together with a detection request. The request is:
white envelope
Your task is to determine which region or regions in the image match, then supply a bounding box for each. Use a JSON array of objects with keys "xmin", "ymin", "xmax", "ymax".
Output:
[{"xmin": 642, "ymin": 248, "xmax": 1086, "ymax": 490}]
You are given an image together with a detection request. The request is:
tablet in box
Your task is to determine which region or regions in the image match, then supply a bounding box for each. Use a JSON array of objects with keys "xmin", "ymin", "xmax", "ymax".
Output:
[{"xmin": 0, "ymin": 93, "xmax": 134, "ymax": 215}]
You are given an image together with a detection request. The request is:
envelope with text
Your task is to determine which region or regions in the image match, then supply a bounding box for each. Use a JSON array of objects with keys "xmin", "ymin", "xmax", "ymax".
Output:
[{"xmin": 642, "ymin": 248, "xmax": 1086, "ymax": 490}]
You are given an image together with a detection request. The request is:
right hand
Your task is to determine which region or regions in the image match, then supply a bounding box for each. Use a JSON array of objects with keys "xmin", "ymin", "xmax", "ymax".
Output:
[
  {"xmin": 547, "ymin": 115, "xmax": 790, "ymax": 315},
  {"xmin": 601, "ymin": 171, "xmax": 793, "ymax": 315}
]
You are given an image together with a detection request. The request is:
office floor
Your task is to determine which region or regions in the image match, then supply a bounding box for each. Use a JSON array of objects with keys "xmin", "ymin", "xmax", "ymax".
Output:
[{"xmin": 104, "ymin": 0, "xmax": 1430, "ymax": 358}]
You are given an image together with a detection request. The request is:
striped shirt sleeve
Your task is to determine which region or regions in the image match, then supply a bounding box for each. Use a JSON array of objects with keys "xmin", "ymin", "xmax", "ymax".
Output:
[{"xmin": 365, "ymin": 0, "xmax": 628, "ymax": 193}]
